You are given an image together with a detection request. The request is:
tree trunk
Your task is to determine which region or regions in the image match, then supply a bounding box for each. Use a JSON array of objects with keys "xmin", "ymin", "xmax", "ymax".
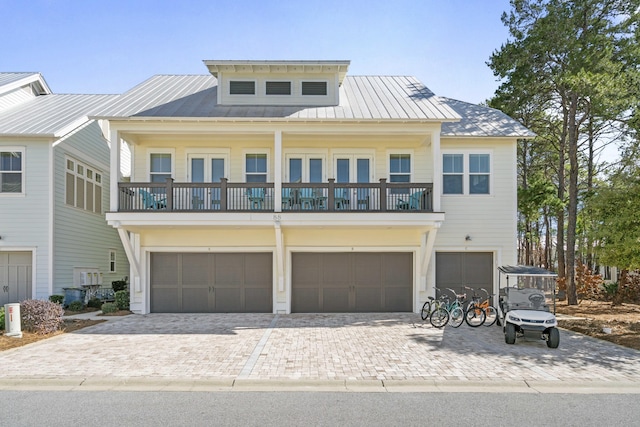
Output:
[{"xmin": 566, "ymin": 93, "xmax": 580, "ymax": 305}]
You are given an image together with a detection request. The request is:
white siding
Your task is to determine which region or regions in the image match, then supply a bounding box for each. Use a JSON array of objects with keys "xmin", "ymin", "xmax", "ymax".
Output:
[
  {"xmin": 53, "ymin": 122, "xmax": 130, "ymax": 295},
  {"xmin": 435, "ymin": 138, "xmax": 517, "ymax": 266},
  {"xmin": 0, "ymin": 139, "xmax": 51, "ymax": 298}
]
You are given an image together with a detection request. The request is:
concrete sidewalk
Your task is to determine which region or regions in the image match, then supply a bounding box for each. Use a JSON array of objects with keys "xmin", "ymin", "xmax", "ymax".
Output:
[{"xmin": 2, "ymin": 313, "xmax": 640, "ymax": 392}]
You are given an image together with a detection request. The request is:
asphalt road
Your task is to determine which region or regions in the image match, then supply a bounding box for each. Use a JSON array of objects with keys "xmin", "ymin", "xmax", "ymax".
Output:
[{"xmin": 1, "ymin": 391, "xmax": 638, "ymax": 426}]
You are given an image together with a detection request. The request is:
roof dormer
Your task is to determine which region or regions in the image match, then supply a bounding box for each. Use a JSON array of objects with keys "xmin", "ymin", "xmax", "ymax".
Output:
[{"xmin": 203, "ymin": 60, "xmax": 350, "ymax": 107}]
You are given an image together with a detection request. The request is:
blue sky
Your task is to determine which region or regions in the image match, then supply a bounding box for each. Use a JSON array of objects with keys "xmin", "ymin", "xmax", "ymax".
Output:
[{"xmin": 1, "ymin": 0, "xmax": 513, "ymax": 104}]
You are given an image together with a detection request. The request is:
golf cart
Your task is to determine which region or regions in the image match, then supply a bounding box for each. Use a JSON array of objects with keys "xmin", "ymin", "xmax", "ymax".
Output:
[{"xmin": 497, "ymin": 265, "xmax": 560, "ymax": 348}]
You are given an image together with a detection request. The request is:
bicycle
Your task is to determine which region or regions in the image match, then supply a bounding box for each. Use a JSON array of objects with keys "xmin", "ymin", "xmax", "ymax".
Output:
[
  {"xmin": 428, "ymin": 290, "xmax": 450, "ymax": 328},
  {"xmin": 477, "ymin": 287, "xmax": 498, "ymax": 327},
  {"xmin": 464, "ymin": 287, "xmax": 498, "ymax": 327},
  {"xmin": 443, "ymin": 288, "xmax": 466, "ymax": 328},
  {"xmin": 463, "ymin": 286, "xmax": 487, "ymax": 327},
  {"xmin": 421, "ymin": 288, "xmax": 443, "ymax": 321}
]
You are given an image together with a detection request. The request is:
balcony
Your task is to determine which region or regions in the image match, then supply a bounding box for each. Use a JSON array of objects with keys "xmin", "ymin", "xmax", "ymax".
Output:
[{"xmin": 117, "ymin": 179, "xmax": 433, "ymax": 213}]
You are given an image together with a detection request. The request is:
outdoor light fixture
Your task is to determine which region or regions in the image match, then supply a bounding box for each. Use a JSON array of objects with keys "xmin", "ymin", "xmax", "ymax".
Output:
[{"xmin": 465, "ymin": 235, "xmax": 472, "ymax": 241}]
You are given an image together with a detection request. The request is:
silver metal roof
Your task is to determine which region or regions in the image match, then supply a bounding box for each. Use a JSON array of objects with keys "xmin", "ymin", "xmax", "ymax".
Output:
[
  {"xmin": 93, "ymin": 74, "xmax": 461, "ymax": 122},
  {"xmin": 0, "ymin": 94, "xmax": 117, "ymax": 137},
  {"xmin": 440, "ymin": 97, "xmax": 535, "ymax": 138},
  {"xmin": 0, "ymin": 72, "xmax": 51, "ymax": 96}
]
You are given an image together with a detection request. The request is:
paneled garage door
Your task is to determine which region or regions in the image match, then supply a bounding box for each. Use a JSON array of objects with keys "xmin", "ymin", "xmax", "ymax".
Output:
[
  {"xmin": 150, "ymin": 253, "xmax": 272, "ymax": 313},
  {"xmin": 435, "ymin": 252, "xmax": 493, "ymax": 298},
  {"xmin": 0, "ymin": 251, "xmax": 32, "ymax": 306},
  {"xmin": 291, "ymin": 252, "xmax": 412, "ymax": 313}
]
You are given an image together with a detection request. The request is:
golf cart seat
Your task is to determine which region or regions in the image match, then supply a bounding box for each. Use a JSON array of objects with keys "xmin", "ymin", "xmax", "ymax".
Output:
[{"xmin": 503, "ymin": 287, "xmax": 549, "ymax": 312}]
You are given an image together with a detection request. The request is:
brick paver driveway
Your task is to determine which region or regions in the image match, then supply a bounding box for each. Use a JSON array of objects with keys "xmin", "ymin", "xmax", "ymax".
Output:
[{"xmin": 1, "ymin": 313, "xmax": 639, "ymax": 390}]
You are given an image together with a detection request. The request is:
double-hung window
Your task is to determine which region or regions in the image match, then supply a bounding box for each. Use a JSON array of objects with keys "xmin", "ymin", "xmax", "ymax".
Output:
[
  {"xmin": 442, "ymin": 153, "xmax": 490, "ymax": 195},
  {"xmin": 150, "ymin": 153, "xmax": 172, "ymax": 183},
  {"xmin": 246, "ymin": 153, "xmax": 267, "ymax": 182},
  {"xmin": 390, "ymin": 154, "xmax": 411, "ymax": 194},
  {"xmin": 0, "ymin": 149, "xmax": 24, "ymax": 194}
]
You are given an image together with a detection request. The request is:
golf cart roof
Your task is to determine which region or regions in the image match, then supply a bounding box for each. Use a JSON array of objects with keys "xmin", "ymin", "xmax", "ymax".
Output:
[{"xmin": 498, "ymin": 265, "xmax": 558, "ymax": 278}]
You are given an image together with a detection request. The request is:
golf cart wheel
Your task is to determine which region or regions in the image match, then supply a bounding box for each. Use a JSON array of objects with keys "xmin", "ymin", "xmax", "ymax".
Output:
[
  {"xmin": 430, "ymin": 308, "xmax": 449, "ymax": 328},
  {"xmin": 449, "ymin": 307, "xmax": 464, "ymax": 328},
  {"xmin": 464, "ymin": 306, "xmax": 486, "ymax": 327},
  {"xmin": 547, "ymin": 327, "xmax": 560, "ymax": 348},
  {"xmin": 484, "ymin": 306, "xmax": 498, "ymax": 327},
  {"xmin": 505, "ymin": 322, "xmax": 516, "ymax": 344},
  {"xmin": 420, "ymin": 300, "xmax": 432, "ymax": 321}
]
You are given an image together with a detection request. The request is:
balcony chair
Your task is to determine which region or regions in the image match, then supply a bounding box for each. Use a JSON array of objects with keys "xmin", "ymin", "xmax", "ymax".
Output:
[
  {"xmin": 314, "ymin": 188, "xmax": 327, "ymax": 210},
  {"xmin": 139, "ymin": 189, "xmax": 167, "ymax": 210},
  {"xmin": 299, "ymin": 188, "xmax": 315, "ymax": 210},
  {"xmin": 395, "ymin": 191, "xmax": 423, "ymax": 210},
  {"xmin": 247, "ymin": 187, "xmax": 265, "ymax": 210},
  {"xmin": 334, "ymin": 188, "xmax": 349, "ymax": 210},
  {"xmin": 282, "ymin": 188, "xmax": 293, "ymax": 210}
]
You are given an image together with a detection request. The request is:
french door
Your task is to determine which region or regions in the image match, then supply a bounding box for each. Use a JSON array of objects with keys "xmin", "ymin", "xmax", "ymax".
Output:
[
  {"xmin": 188, "ymin": 155, "xmax": 226, "ymax": 209},
  {"xmin": 334, "ymin": 154, "xmax": 373, "ymax": 210}
]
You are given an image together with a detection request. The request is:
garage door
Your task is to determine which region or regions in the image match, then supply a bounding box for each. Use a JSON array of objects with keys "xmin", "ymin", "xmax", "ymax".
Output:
[
  {"xmin": 0, "ymin": 252, "xmax": 32, "ymax": 306},
  {"xmin": 291, "ymin": 252, "xmax": 412, "ymax": 313},
  {"xmin": 150, "ymin": 253, "xmax": 272, "ymax": 313},
  {"xmin": 435, "ymin": 252, "xmax": 493, "ymax": 299}
]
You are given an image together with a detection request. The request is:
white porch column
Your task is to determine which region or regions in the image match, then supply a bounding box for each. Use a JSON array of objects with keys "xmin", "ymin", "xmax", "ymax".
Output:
[
  {"xmin": 109, "ymin": 127, "xmax": 121, "ymax": 212},
  {"xmin": 431, "ymin": 129, "xmax": 441, "ymax": 212},
  {"xmin": 274, "ymin": 130, "xmax": 282, "ymax": 212},
  {"xmin": 420, "ymin": 226, "xmax": 439, "ymax": 291}
]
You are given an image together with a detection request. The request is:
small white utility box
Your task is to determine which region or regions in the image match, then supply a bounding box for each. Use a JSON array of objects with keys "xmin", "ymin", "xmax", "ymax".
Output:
[{"xmin": 4, "ymin": 303, "xmax": 23, "ymax": 338}]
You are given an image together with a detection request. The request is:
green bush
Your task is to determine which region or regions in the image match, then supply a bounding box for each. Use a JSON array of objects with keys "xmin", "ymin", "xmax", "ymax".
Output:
[
  {"xmin": 0, "ymin": 306, "xmax": 4, "ymax": 330},
  {"xmin": 67, "ymin": 300, "xmax": 85, "ymax": 312},
  {"xmin": 112, "ymin": 279, "xmax": 128, "ymax": 292},
  {"xmin": 87, "ymin": 298, "xmax": 102, "ymax": 309},
  {"xmin": 49, "ymin": 295, "xmax": 64, "ymax": 304},
  {"xmin": 101, "ymin": 302, "xmax": 118, "ymax": 314},
  {"xmin": 20, "ymin": 299, "xmax": 65, "ymax": 334},
  {"xmin": 115, "ymin": 290, "xmax": 130, "ymax": 310}
]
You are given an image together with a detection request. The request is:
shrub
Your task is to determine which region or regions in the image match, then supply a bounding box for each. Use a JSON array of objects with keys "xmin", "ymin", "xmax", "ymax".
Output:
[
  {"xmin": 0, "ymin": 306, "xmax": 4, "ymax": 330},
  {"xmin": 112, "ymin": 279, "xmax": 128, "ymax": 292},
  {"xmin": 101, "ymin": 302, "xmax": 118, "ymax": 314},
  {"xmin": 87, "ymin": 298, "xmax": 102, "ymax": 309},
  {"xmin": 20, "ymin": 299, "xmax": 65, "ymax": 334},
  {"xmin": 115, "ymin": 290, "xmax": 130, "ymax": 310},
  {"xmin": 67, "ymin": 300, "xmax": 85, "ymax": 312},
  {"xmin": 49, "ymin": 295, "xmax": 64, "ymax": 304}
]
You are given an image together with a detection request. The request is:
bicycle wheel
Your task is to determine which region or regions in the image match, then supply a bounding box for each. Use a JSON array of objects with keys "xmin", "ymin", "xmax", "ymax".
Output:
[
  {"xmin": 464, "ymin": 305, "xmax": 486, "ymax": 327},
  {"xmin": 483, "ymin": 305, "xmax": 498, "ymax": 327},
  {"xmin": 449, "ymin": 306, "xmax": 464, "ymax": 328},
  {"xmin": 420, "ymin": 300, "xmax": 432, "ymax": 321},
  {"xmin": 429, "ymin": 307, "xmax": 449, "ymax": 328}
]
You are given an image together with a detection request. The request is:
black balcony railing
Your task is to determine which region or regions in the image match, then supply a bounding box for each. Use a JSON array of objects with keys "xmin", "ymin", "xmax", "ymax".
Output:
[{"xmin": 117, "ymin": 179, "xmax": 433, "ymax": 213}]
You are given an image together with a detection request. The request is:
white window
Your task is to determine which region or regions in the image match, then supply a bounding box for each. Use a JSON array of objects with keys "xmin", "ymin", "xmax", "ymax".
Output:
[
  {"xmin": 302, "ymin": 81, "xmax": 328, "ymax": 96},
  {"xmin": 0, "ymin": 149, "xmax": 24, "ymax": 194},
  {"xmin": 390, "ymin": 154, "xmax": 411, "ymax": 184},
  {"xmin": 65, "ymin": 157, "xmax": 103, "ymax": 213},
  {"xmin": 108, "ymin": 250, "xmax": 117, "ymax": 273},
  {"xmin": 286, "ymin": 155, "xmax": 325, "ymax": 183},
  {"xmin": 442, "ymin": 152, "xmax": 491, "ymax": 195},
  {"xmin": 246, "ymin": 153, "xmax": 268, "ymax": 183},
  {"xmin": 150, "ymin": 153, "xmax": 172, "ymax": 183},
  {"xmin": 266, "ymin": 81, "xmax": 291, "ymax": 95},
  {"xmin": 230, "ymin": 81, "xmax": 256, "ymax": 95}
]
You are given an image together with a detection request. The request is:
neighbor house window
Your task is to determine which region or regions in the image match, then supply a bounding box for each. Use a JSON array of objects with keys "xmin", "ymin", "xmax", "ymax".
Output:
[
  {"xmin": 65, "ymin": 157, "xmax": 103, "ymax": 213},
  {"xmin": 246, "ymin": 154, "xmax": 267, "ymax": 182},
  {"xmin": 230, "ymin": 81, "xmax": 256, "ymax": 95},
  {"xmin": 302, "ymin": 81, "xmax": 327, "ymax": 96},
  {"xmin": 266, "ymin": 81, "xmax": 291, "ymax": 95},
  {"xmin": 0, "ymin": 149, "xmax": 24, "ymax": 193},
  {"xmin": 109, "ymin": 250, "xmax": 117, "ymax": 273},
  {"xmin": 442, "ymin": 153, "xmax": 491, "ymax": 195},
  {"xmin": 150, "ymin": 153, "xmax": 172, "ymax": 183}
]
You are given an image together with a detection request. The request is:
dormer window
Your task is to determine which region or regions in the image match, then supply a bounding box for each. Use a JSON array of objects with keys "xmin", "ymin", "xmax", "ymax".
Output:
[
  {"xmin": 302, "ymin": 81, "xmax": 327, "ymax": 96},
  {"xmin": 266, "ymin": 81, "xmax": 291, "ymax": 95},
  {"xmin": 229, "ymin": 81, "xmax": 255, "ymax": 95}
]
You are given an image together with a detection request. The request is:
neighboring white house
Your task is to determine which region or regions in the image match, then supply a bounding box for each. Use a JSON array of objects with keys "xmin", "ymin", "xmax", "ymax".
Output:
[
  {"xmin": 93, "ymin": 60, "xmax": 534, "ymax": 315},
  {"xmin": 0, "ymin": 72, "xmax": 129, "ymax": 305}
]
